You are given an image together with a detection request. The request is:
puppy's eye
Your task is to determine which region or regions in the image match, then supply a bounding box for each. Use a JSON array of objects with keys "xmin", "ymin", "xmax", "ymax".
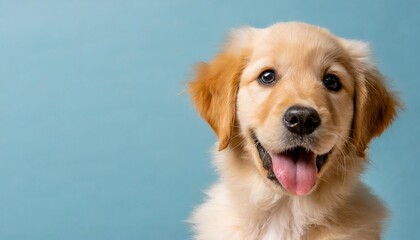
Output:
[
  {"xmin": 258, "ymin": 69, "xmax": 277, "ymax": 85},
  {"xmin": 322, "ymin": 74, "xmax": 341, "ymax": 91}
]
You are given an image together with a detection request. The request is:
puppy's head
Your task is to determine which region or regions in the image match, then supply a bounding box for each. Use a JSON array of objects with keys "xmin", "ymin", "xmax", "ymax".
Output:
[{"xmin": 189, "ymin": 22, "xmax": 398, "ymax": 196}]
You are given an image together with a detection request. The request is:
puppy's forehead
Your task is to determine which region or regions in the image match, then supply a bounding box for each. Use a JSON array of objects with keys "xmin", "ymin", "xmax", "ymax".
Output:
[{"xmin": 250, "ymin": 23, "xmax": 343, "ymax": 64}]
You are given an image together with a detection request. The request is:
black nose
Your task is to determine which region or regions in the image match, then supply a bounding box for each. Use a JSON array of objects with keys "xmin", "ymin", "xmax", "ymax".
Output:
[{"xmin": 283, "ymin": 106, "xmax": 321, "ymax": 135}]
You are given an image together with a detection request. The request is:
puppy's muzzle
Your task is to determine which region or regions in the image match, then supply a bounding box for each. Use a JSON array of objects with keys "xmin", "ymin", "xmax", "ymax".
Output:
[{"xmin": 283, "ymin": 105, "xmax": 320, "ymax": 135}]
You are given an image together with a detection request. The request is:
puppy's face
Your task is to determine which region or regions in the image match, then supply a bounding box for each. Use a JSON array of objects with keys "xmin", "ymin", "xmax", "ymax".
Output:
[
  {"xmin": 189, "ymin": 22, "xmax": 398, "ymax": 197},
  {"xmin": 237, "ymin": 24, "xmax": 355, "ymax": 196}
]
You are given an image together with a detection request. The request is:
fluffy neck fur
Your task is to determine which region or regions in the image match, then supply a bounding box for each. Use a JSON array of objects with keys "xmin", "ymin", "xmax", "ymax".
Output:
[{"xmin": 213, "ymin": 139, "xmax": 364, "ymax": 239}]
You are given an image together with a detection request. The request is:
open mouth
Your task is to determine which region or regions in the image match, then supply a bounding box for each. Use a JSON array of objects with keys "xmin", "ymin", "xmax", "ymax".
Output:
[{"xmin": 253, "ymin": 135, "xmax": 330, "ymax": 196}]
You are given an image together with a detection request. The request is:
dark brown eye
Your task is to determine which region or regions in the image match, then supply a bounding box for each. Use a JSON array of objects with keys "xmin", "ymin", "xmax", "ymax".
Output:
[
  {"xmin": 322, "ymin": 74, "xmax": 341, "ymax": 91},
  {"xmin": 258, "ymin": 69, "xmax": 276, "ymax": 85}
]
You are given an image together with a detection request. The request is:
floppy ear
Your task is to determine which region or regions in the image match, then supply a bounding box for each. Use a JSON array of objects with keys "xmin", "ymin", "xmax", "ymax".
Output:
[
  {"xmin": 342, "ymin": 40, "xmax": 400, "ymax": 158},
  {"xmin": 188, "ymin": 52, "xmax": 248, "ymax": 150},
  {"xmin": 188, "ymin": 30, "xmax": 251, "ymax": 150}
]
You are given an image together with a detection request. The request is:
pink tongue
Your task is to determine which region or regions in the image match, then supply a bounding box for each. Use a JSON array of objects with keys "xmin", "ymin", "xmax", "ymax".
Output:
[{"xmin": 270, "ymin": 149, "xmax": 317, "ymax": 196}]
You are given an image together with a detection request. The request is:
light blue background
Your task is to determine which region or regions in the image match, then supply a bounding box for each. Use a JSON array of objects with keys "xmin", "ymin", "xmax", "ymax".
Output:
[{"xmin": 0, "ymin": 1, "xmax": 418, "ymax": 239}]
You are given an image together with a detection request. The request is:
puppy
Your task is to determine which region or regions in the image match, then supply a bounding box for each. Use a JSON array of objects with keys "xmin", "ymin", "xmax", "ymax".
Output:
[{"xmin": 188, "ymin": 22, "xmax": 399, "ymax": 240}]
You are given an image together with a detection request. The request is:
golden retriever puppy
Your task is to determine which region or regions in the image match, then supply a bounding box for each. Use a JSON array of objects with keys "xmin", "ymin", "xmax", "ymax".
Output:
[{"xmin": 188, "ymin": 22, "xmax": 399, "ymax": 240}]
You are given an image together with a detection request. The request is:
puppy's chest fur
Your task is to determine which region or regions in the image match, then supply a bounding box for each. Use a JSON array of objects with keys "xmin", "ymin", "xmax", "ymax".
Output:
[
  {"xmin": 259, "ymin": 204, "xmax": 323, "ymax": 240},
  {"xmin": 236, "ymin": 193, "xmax": 331, "ymax": 240},
  {"xmin": 193, "ymin": 182, "xmax": 356, "ymax": 240},
  {"xmin": 258, "ymin": 205, "xmax": 315, "ymax": 240},
  {"xmin": 193, "ymin": 182, "xmax": 331, "ymax": 240},
  {"xmin": 191, "ymin": 148, "xmax": 387, "ymax": 240}
]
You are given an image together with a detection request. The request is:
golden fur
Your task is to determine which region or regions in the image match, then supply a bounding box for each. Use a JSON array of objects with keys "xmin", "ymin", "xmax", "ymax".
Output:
[{"xmin": 188, "ymin": 22, "xmax": 399, "ymax": 240}]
